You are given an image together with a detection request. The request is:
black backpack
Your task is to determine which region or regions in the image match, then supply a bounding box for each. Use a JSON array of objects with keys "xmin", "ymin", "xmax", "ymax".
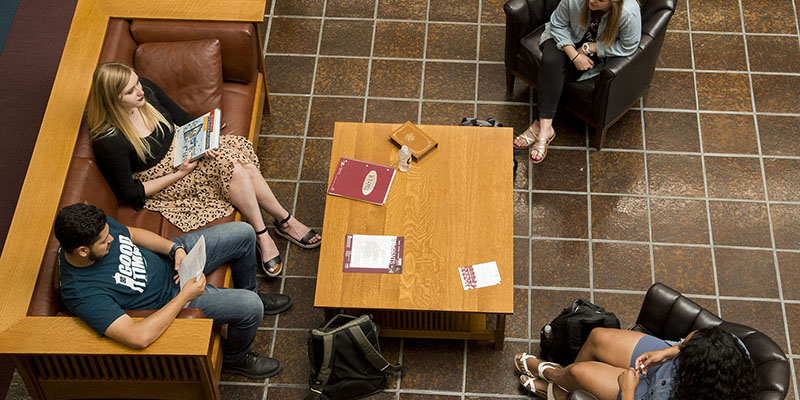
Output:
[
  {"xmin": 539, "ymin": 299, "xmax": 620, "ymax": 366},
  {"xmin": 306, "ymin": 314, "xmax": 406, "ymax": 400}
]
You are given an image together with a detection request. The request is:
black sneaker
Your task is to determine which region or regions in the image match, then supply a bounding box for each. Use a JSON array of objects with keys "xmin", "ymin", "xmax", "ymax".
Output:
[
  {"xmin": 223, "ymin": 352, "xmax": 281, "ymax": 379},
  {"xmin": 259, "ymin": 292, "xmax": 292, "ymax": 315}
]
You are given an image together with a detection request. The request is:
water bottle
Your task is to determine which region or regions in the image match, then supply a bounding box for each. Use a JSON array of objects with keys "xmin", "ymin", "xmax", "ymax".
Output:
[
  {"xmin": 542, "ymin": 324, "xmax": 553, "ymax": 341},
  {"xmin": 398, "ymin": 145, "xmax": 412, "ymax": 172}
]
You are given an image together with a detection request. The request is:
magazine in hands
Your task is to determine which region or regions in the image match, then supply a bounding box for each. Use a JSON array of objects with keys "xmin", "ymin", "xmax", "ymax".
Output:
[
  {"xmin": 179, "ymin": 235, "xmax": 205, "ymax": 289},
  {"xmin": 343, "ymin": 234, "xmax": 404, "ymax": 274},
  {"xmin": 173, "ymin": 108, "xmax": 221, "ymax": 168},
  {"xmin": 459, "ymin": 261, "xmax": 501, "ymax": 290},
  {"xmin": 326, "ymin": 157, "xmax": 396, "ymax": 205}
]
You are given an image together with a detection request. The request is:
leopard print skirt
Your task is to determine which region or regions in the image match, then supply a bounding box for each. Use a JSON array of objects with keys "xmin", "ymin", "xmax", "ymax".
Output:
[{"xmin": 132, "ymin": 135, "xmax": 260, "ymax": 232}]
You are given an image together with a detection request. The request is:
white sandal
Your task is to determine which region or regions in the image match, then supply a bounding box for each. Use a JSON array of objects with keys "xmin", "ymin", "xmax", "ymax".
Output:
[
  {"xmin": 514, "ymin": 352, "xmax": 538, "ymax": 376},
  {"xmin": 519, "ymin": 375, "xmax": 558, "ymax": 400}
]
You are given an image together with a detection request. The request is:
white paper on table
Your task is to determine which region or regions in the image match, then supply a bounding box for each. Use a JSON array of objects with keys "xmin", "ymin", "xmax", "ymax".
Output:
[
  {"xmin": 179, "ymin": 235, "xmax": 205, "ymax": 289},
  {"xmin": 346, "ymin": 234, "xmax": 403, "ymax": 273},
  {"xmin": 459, "ymin": 261, "xmax": 501, "ymax": 290}
]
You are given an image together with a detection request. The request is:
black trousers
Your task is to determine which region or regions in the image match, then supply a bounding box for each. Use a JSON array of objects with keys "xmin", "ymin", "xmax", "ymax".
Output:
[{"xmin": 536, "ymin": 39, "xmax": 583, "ymax": 120}]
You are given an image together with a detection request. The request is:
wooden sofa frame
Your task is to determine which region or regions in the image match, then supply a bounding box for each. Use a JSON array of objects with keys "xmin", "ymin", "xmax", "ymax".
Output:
[{"xmin": 0, "ymin": 1, "xmax": 268, "ymax": 399}]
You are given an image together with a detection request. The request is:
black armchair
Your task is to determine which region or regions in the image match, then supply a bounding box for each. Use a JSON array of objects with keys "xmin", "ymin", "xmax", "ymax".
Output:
[
  {"xmin": 568, "ymin": 283, "xmax": 790, "ymax": 400},
  {"xmin": 503, "ymin": 0, "xmax": 676, "ymax": 149}
]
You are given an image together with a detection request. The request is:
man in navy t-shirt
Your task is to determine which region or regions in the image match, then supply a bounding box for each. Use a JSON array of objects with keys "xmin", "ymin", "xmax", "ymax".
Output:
[{"xmin": 54, "ymin": 203, "xmax": 291, "ymax": 379}]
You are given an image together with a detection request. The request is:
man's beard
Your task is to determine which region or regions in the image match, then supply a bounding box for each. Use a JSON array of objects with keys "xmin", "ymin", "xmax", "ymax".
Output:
[{"xmin": 88, "ymin": 248, "xmax": 108, "ymax": 261}]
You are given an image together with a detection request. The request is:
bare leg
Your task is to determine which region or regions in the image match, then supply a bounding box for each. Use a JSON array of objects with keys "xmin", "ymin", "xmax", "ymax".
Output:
[
  {"xmin": 573, "ymin": 328, "xmax": 646, "ymax": 366},
  {"xmin": 524, "ymin": 356, "xmax": 628, "ymax": 400},
  {"xmin": 242, "ymin": 163, "xmax": 320, "ymax": 244},
  {"xmin": 229, "ymin": 163, "xmax": 280, "ymax": 270}
]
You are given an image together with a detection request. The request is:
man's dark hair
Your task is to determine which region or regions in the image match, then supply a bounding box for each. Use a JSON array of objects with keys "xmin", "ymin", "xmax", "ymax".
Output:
[{"xmin": 54, "ymin": 203, "xmax": 107, "ymax": 253}]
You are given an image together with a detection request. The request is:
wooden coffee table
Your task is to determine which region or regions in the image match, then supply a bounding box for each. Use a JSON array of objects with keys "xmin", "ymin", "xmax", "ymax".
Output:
[{"xmin": 314, "ymin": 122, "xmax": 514, "ymax": 349}]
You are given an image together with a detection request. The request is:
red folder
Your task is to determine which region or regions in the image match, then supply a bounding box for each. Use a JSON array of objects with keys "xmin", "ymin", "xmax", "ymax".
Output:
[{"xmin": 326, "ymin": 157, "xmax": 396, "ymax": 205}]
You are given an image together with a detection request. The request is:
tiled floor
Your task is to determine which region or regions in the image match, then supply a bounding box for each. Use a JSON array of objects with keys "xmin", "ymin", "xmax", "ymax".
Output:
[{"xmin": 8, "ymin": 0, "xmax": 800, "ymax": 399}]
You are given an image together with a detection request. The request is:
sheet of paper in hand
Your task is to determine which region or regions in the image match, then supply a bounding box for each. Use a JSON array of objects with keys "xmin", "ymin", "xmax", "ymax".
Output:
[
  {"xmin": 459, "ymin": 261, "xmax": 501, "ymax": 290},
  {"xmin": 179, "ymin": 235, "xmax": 206, "ymax": 289},
  {"xmin": 343, "ymin": 234, "xmax": 404, "ymax": 274}
]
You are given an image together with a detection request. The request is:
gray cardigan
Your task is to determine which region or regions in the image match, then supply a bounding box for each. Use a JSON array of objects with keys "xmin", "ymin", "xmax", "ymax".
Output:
[{"xmin": 539, "ymin": 0, "xmax": 642, "ymax": 81}]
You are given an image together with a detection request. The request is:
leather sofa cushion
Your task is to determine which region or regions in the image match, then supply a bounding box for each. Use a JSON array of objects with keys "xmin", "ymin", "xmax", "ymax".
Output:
[
  {"xmin": 135, "ymin": 39, "xmax": 224, "ymax": 118},
  {"xmin": 98, "ymin": 18, "xmax": 136, "ymax": 66}
]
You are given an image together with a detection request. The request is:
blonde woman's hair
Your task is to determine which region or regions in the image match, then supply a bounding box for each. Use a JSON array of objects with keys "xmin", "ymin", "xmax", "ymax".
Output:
[
  {"xmin": 579, "ymin": 0, "xmax": 634, "ymax": 46},
  {"xmin": 87, "ymin": 62, "xmax": 170, "ymax": 161}
]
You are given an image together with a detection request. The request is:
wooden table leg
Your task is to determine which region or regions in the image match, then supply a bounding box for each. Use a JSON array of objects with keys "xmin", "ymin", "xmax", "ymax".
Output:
[{"xmin": 494, "ymin": 314, "xmax": 506, "ymax": 350}]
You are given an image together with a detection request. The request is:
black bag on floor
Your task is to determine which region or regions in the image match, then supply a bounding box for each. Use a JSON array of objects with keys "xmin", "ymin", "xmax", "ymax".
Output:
[
  {"xmin": 539, "ymin": 299, "xmax": 620, "ymax": 366},
  {"xmin": 306, "ymin": 314, "xmax": 406, "ymax": 400}
]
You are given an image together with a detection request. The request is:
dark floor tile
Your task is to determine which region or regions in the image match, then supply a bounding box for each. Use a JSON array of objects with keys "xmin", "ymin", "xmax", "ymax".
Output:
[
  {"xmin": 373, "ymin": 21, "xmax": 426, "ymax": 58},
  {"xmin": 426, "ymin": 23, "xmax": 477, "ymax": 60},
  {"xmin": 369, "ymin": 60, "xmax": 422, "ymax": 99},
  {"xmin": 764, "ymin": 158, "xmax": 800, "ymax": 202},
  {"xmin": 591, "ymin": 195, "xmax": 649, "ymax": 241},
  {"xmin": 778, "ymin": 252, "xmax": 800, "ymax": 301},
  {"xmin": 685, "ymin": 296, "xmax": 719, "ymax": 315},
  {"xmin": 325, "ymin": 0, "xmax": 375, "ymax": 18},
  {"xmin": 758, "ymin": 115, "xmax": 800, "ymax": 157},
  {"xmin": 650, "ymin": 198, "xmax": 709, "ymax": 244},
  {"xmin": 319, "ymin": 20, "xmax": 373, "ymax": 57},
  {"xmin": 589, "ymin": 151, "xmax": 646, "ymax": 195},
  {"xmin": 699, "ymin": 113, "xmax": 759, "ymax": 154},
  {"xmin": 480, "ymin": 25, "xmax": 505, "ymax": 62},
  {"xmin": 514, "ymin": 191, "xmax": 530, "ymax": 236},
  {"xmin": 272, "ymin": 0, "xmax": 324, "ymax": 16},
  {"xmin": 721, "ymin": 299, "xmax": 786, "ymax": 352},
  {"xmin": 531, "ymin": 149, "xmax": 586, "ymax": 192},
  {"xmin": 421, "ymin": 102, "xmax": 474, "ymax": 126},
  {"xmin": 551, "ymin": 112, "xmax": 588, "ymax": 147},
  {"xmin": 705, "ymin": 156, "xmax": 765, "ymax": 200},
  {"xmin": 219, "ymin": 384, "xmax": 264, "ymax": 399},
  {"xmin": 689, "ymin": 0, "xmax": 742, "ymax": 32},
  {"xmin": 301, "ymin": 138, "xmax": 332, "ymax": 181},
  {"xmin": 788, "ymin": 304, "xmax": 800, "ymax": 360},
  {"xmin": 261, "ymin": 95, "xmax": 309, "ymax": 136},
  {"xmin": 747, "ymin": 35, "xmax": 800, "ymax": 73},
  {"xmin": 531, "ymin": 193, "xmax": 588, "ymax": 239},
  {"xmin": 401, "ymin": 395, "xmax": 460, "ymax": 400},
  {"xmin": 643, "ymin": 71, "xmax": 696, "ymax": 110},
  {"xmin": 481, "ymin": 0, "xmax": 507, "ymax": 24},
  {"xmin": 221, "ymin": 330, "xmax": 275, "ymax": 382},
  {"xmin": 277, "ymin": 277, "xmax": 325, "ymax": 328},
  {"xmin": 514, "ymin": 238, "xmax": 530, "ymax": 285},
  {"xmin": 314, "ymin": 58, "xmax": 369, "ymax": 96},
  {"xmin": 752, "ymin": 75, "xmax": 800, "ymax": 114},
  {"xmin": 265, "ymin": 387, "xmax": 310, "ymax": 399},
  {"xmin": 266, "ymin": 55, "xmax": 316, "ymax": 94},
  {"xmin": 715, "ymin": 248, "xmax": 778, "ymax": 298},
  {"xmin": 742, "ymin": 0, "xmax": 797, "ymax": 33},
  {"xmin": 593, "ymin": 242, "xmax": 651, "ymax": 291},
  {"xmin": 507, "ymin": 288, "xmax": 530, "ymax": 339},
  {"xmin": 602, "ymin": 111, "xmax": 643, "ymax": 150},
  {"xmin": 365, "ymin": 99, "xmax": 419, "ymax": 124},
  {"xmin": 696, "ymin": 73, "xmax": 752, "ymax": 112},
  {"xmin": 479, "ymin": 63, "xmax": 530, "ymax": 102},
  {"xmin": 531, "ymin": 289, "xmax": 591, "ymax": 337},
  {"xmin": 643, "ymin": 111, "xmax": 700, "ymax": 152},
  {"xmin": 657, "ymin": 32, "xmax": 692, "ymax": 69},
  {"xmin": 296, "ymin": 183, "xmax": 327, "ymax": 228},
  {"xmin": 271, "ymin": 330, "xmax": 310, "ymax": 384},
  {"xmin": 514, "ymin": 151, "xmax": 530, "ymax": 190},
  {"xmin": 692, "ymin": 34, "xmax": 747, "ymax": 71},
  {"xmin": 530, "ymin": 239, "xmax": 590, "ymax": 288},
  {"xmin": 647, "ymin": 154, "xmax": 705, "ymax": 198},
  {"xmin": 669, "ymin": 0, "xmax": 688, "ymax": 30},
  {"xmin": 284, "ymin": 241, "xmax": 320, "ymax": 276},
  {"xmin": 708, "ymin": 201, "xmax": 772, "ymax": 248},
  {"xmin": 430, "ymin": 0, "xmax": 478, "ymax": 22},
  {"xmin": 267, "ymin": 18, "xmax": 321, "ymax": 54},
  {"xmin": 401, "ymin": 339, "xmax": 464, "ymax": 391},
  {"xmin": 771, "ymin": 204, "xmax": 800, "ymax": 250},
  {"xmin": 477, "ymin": 103, "xmax": 530, "ymax": 136},
  {"xmin": 465, "ymin": 341, "xmax": 527, "ymax": 394},
  {"xmin": 593, "ymin": 292, "xmax": 646, "ymax": 329},
  {"xmin": 308, "ymin": 97, "xmax": 364, "ymax": 137},
  {"xmin": 257, "ymin": 137, "xmax": 304, "ymax": 180},
  {"xmin": 424, "ymin": 62, "xmax": 476, "ymax": 100},
  {"xmin": 377, "ymin": 0, "xmax": 428, "ymax": 20},
  {"xmin": 653, "ymin": 245, "xmax": 716, "ymax": 295}
]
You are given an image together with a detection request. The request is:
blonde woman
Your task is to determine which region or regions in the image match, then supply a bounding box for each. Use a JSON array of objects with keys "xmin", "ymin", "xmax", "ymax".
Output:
[
  {"xmin": 88, "ymin": 62, "xmax": 320, "ymax": 277},
  {"xmin": 513, "ymin": 0, "xmax": 641, "ymax": 163}
]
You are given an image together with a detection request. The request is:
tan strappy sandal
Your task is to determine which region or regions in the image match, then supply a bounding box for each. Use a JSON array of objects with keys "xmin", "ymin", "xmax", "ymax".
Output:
[
  {"xmin": 513, "ymin": 125, "xmax": 539, "ymax": 149},
  {"xmin": 530, "ymin": 131, "xmax": 555, "ymax": 164}
]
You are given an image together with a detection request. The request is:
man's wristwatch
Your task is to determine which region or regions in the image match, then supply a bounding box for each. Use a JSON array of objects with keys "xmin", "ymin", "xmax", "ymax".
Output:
[
  {"xmin": 169, "ymin": 242, "xmax": 185, "ymax": 258},
  {"xmin": 582, "ymin": 42, "xmax": 593, "ymax": 55}
]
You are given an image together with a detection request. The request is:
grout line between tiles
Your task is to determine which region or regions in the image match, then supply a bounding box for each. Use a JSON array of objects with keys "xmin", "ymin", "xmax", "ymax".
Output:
[{"xmin": 639, "ymin": 105, "xmax": 656, "ymax": 286}]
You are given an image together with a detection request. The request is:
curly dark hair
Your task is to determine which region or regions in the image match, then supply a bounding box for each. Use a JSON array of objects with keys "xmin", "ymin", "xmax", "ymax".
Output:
[
  {"xmin": 54, "ymin": 203, "xmax": 107, "ymax": 253},
  {"xmin": 670, "ymin": 326, "xmax": 758, "ymax": 400}
]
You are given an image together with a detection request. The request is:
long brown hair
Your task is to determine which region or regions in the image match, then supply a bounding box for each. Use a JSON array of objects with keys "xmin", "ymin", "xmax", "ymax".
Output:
[
  {"xmin": 579, "ymin": 0, "xmax": 630, "ymax": 46},
  {"xmin": 87, "ymin": 62, "xmax": 170, "ymax": 161}
]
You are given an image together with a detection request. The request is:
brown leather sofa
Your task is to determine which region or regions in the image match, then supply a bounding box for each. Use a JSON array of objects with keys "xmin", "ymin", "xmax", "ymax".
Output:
[
  {"xmin": 19, "ymin": 17, "xmax": 268, "ymax": 399},
  {"xmin": 569, "ymin": 283, "xmax": 790, "ymax": 400},
  {"xmin": 504, "ymin": 0, "xmax": 675, "ymax": 149}
]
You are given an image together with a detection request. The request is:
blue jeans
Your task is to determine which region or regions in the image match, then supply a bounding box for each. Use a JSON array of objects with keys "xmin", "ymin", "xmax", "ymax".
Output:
[{"xmin": 172, "ymin": 222, "xmax": 262, "ymax": 363}]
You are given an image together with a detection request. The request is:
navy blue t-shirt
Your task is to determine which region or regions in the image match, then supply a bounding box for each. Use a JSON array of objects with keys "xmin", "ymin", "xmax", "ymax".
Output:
[{"xmin": 59, "ymin": 217, "xmax": 179, "ymax": 335}]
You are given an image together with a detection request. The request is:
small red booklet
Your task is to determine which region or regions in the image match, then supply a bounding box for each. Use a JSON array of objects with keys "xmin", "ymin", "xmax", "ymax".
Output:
[{"xmin": 326, "ymin": 157, "xmax": 396, "ymax": 205}]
